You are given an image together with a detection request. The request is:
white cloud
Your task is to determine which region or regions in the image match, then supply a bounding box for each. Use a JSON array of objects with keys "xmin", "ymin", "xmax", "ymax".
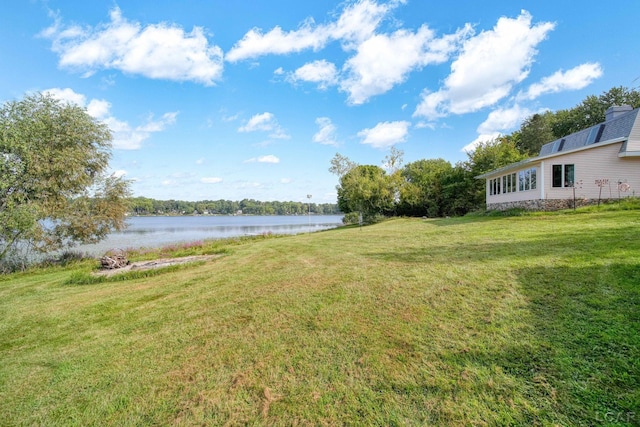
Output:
[
  {"xmin": 228, "ymin": 0, "xmax": 469, "ymax": 104},
  {"xmin": 414, "ymin": 121, "xmax": 436, "ymax": 130},
  {"xmin": 466, "ymin": 104, "xmax": 547, "ymax": 153},
  {"xmin": 44, "ymin": 87, "xmax": 177, "ymax": 150},
  {"xmin": 226, "ymin": 0, "xmax": 393, "ymax": 62},
  {"xmin": 329, "ymin": 0, "xmax": 396, "ymax": 50},
  {"xmin": 280, "ymin": 178, "xmax": 292, "ymax": 184},
  {"xmin": 290, "ymin": 60, "xmax": 338, "ymax": 89},
  {"xmin": 461, "ymin": 133, "xmax": 502, "ymax": 153},
  {"xmin": 341, "ymin": 24, "xmax": 471, "ymax": 104},
  {"xmin": 111, "ymin": 169, "xmax": 127, "ymax": 178},
  {"xmin": 476, "ymin": 104, "xmax": 534, "ymax": 135},
  {"xmin": 238, "ymin": 112, "xmax": 289, "ymax": 139},
  {"xmin": 313, "ymin": 117, "xmax": 339, "ymax": 146},
  {"xmin": 42, "ymin": 7, "xmax": 224, "ymax": 85},
  {"xmin": 358, "ymin": 120, "xmax": 410, "ymax": 149},
  {"xmin": 86, "ymin": 99, "xmax": 111, "ymax": 118},
  {"xmin": 414, "ymin": 10, "xmax": 555, "ymax": 119},
  {"xmin": 196, "ymin": 158, "xmax": 205, "ymax": 165},
  {"xmin": 43, "ymin": 87, "xmax": 86, "ymax": 105},
  {"xmin": 226, "ymin": 21, "xmax": 328, "ymax": 63},
  {"xmin": 244, "ymin": 155, "xmax": 280, "ymax": 164},
  {"xmin": 201, "ymin": 177, "xmax": 223, "ymax": 184},
  {"xmin": 258, "ymin": 155, "xmax": 280, "ymax": 163},
  {"xmin": 520, "ymin": 62, "xmax": 603, "ymax": 100}
]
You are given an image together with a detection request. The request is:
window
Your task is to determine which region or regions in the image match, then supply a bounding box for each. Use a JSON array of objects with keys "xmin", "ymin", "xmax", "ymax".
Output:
[
  {"xmin": 489, "ymin": 168, "xmax": 536, "ymax": 195},
  {"xmin": 519, "ymin": 171, "xmax": 524, "ymax": 191},
  {"xmin": 564, "ymin": 164, "xmax": 574, "ymax": 187},
  {"xmin": 552, "ymin": 165, "xmax": 562, "ymax": 187},
  {"xmin": 531, "ymin": 168, "xmax": 537, "ymax": 190},
  {"xmin": 552, "ymin": 164, "xmax": 575, "ymax": 188}
]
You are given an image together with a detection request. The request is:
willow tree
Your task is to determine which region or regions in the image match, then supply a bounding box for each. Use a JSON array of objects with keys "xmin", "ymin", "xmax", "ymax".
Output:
[{"xmin": 0, "ymin": 93, "xmax": 130, "ymax": 267}]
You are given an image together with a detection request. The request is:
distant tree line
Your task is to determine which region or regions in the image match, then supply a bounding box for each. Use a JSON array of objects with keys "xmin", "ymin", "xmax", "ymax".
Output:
[
  {"xmin": 128, "ymin": 197, "xmax": 340, "ymax": 216},
  {"xmin": 334, "ymin": 86, "xmax": 640, "ymax": 223}
]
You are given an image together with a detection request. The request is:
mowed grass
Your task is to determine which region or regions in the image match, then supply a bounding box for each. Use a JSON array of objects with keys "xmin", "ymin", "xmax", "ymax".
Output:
[{"xmin": 0, "ymin": 210, "xmax": 639, "ymax": 426}]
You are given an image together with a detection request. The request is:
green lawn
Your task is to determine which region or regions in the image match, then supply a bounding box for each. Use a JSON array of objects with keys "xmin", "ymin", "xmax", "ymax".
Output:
[{"xmin": 1, "ymin": 209, "xmax": 638, "ymax": 426}]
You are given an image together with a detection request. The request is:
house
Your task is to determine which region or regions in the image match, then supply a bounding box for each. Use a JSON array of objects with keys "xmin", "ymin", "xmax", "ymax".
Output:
[{"xmin": 477, "ymin": 105, "xmax": 640, "ymax": 211}]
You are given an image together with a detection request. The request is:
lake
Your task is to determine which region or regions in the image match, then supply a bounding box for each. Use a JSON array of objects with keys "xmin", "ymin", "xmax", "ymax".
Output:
[{"xmin": 75, "ymin": 215, "xmax": 344, "ymax": 255}]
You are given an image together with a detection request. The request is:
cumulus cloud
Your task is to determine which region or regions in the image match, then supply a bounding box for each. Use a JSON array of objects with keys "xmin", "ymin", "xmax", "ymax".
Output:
[
  {"xmin": 414, "ymin": 11, "xmax": 555, "ymax": 119},
  {"xmin": 228, "ymin": 0, "xmax": 471, "ymax": 104},
  {"xmin": 44, "ymin": 87, "xmax": 177, "ymax": 150},
  {"xmin": 289, "ymin": 60, "xmax": 338, "ymax": 89},
  {"xmin": 358, "ymin": 120, "xmax": 410, "ymax": 149},
  {"xmin": 462, "ymin": 104, "xmax": 542, "ymax": 153},
  {"xmin": 226, "ymin": 0, "xmax": 393, "ymax": 62},
  {"xmin": 313, "ymin": 117, "xmax": 339, "ymax": 146},
  {"xmin": 238, "ymin": 112, "xmax": 289, "ymax": 139},
  {"xmin": 476, "ymin": 104, "xmax": 534, "ymax": 135},
  {"xmin": 341, "ymin": 24, "xmax": 471, "ymax": 104},
  {"xmin": 42, "ymin": 7, "xmax": 224, "ymax": 85},
  {"xmin": 519, "ymin": 62, "xmax": 603, "ymax": 100}
]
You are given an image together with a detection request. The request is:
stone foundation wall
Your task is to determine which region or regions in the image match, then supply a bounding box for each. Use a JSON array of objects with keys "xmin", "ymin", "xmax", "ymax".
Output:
[{"xmin": 487, "ymin": 198, "xmax": 618, "ymax": 212}]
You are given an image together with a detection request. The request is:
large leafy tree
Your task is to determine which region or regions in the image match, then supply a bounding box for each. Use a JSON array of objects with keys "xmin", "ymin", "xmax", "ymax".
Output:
[
  {"xmin": 0, "ymin": 93, "xmax": 130, "ymax": 265},
  {"xmin": 398, "ymin": 158, "xmax": 453, "ymax": 217},
  {"xmin": 337, "ymin": 165, "xmax": 394, "ymax": 222}
]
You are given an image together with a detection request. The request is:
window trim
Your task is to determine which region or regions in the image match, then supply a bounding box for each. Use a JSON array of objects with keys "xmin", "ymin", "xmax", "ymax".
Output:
[{"xmin": 552, "ymin": 163, "xmax": 575, "ymax": 188}]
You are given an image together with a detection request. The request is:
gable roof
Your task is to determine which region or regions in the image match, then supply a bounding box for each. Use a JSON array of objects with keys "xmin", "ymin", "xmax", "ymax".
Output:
[{"xmin": 476, "ymin": 106, "xmax": 640, "ymax": 179}]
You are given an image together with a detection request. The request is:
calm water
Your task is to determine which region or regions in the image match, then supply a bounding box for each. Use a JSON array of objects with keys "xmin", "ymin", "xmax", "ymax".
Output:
[{"xmin": 76, "ymin": 215, "xmax": 344, "ymax": 255}]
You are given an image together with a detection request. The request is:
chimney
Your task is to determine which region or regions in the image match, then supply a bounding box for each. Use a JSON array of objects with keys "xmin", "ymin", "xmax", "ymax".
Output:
[{"xmin": 605, "ymin": 105, "xmax": 633, "ymax": 121}]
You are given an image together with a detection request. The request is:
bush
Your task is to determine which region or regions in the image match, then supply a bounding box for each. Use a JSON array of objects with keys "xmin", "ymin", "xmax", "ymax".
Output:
[{"xmin": 342, "ymin": 212, "xmax": 361, "ymax": 225}]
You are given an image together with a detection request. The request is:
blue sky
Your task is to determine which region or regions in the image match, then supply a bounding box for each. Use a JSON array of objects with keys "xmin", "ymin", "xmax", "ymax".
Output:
[{"xmin": 2, "ymin": 1, "xmax": 639, "ymax": 203}]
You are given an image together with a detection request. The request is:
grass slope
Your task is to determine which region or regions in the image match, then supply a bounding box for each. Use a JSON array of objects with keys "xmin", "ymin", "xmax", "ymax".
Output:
[{"xmin": 1, "ymin": 210, "xmax": 639, "ymax": 426}]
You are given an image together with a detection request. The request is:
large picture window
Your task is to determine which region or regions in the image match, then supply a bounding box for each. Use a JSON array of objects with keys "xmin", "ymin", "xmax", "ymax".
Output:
[
  {"xmin": 552, "ymin": 164, "xmax": 575, "ymax": 188},
  {"xmin": 488, "ymin": 168, "xmax": 536, "ymax": 195}
]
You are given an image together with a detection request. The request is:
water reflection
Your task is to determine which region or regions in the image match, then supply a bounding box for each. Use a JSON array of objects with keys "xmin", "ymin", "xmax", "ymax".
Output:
[{"xmin": 76, "ymin": 215, "xmax": 343, "ymax": 255}]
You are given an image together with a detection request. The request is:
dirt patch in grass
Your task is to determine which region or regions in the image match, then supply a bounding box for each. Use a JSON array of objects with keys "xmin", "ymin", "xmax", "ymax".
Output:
[{"xmin": 93, "ymin": 255, "xmax": 222, "ymax": 277}]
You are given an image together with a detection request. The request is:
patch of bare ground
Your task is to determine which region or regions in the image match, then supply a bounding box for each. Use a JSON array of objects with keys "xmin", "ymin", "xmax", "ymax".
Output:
[{"xmin": 93, "ymin": 255, "xmax": 222, "ymax": 277}]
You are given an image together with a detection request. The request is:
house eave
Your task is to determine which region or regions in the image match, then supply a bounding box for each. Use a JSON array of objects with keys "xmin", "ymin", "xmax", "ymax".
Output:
[
  {"xmin": 475, "ymin": 158, "xmax": 537, "ymax": 179},
  {"xmin": 619, "ymin": 150, "xmax": 640, "ymax": 157},
  {"xmin": 475, "ymin": 136, "xmax": 628, "ymax": 180}
]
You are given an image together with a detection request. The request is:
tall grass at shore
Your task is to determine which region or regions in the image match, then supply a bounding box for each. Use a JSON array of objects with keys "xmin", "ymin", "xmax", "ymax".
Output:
[{"xmin": 0, "ymin": 208, "xmax": 638, "ymax": 425}]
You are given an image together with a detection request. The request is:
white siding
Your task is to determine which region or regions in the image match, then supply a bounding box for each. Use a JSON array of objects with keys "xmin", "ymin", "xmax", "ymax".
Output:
[
  {"xmin": 544, "ymin": 142, "xmax": 640, "ymax": 200},
  {"xmin": 627, "ymin": 114, "xmax": 640, "ymax": 152}
]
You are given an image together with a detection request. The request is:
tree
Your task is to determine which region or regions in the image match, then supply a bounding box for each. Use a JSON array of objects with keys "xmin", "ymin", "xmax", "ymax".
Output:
[
  {"xmin": 337, "ymin": 165, "xmax": 394, "ymax": 222},
  {"xmin": 398, "ymin": 158, "xmax": 453, "ymax": 217},
  {"xmin": 328, "ymin": 153, "xmax": 357, "ymax": 177},
  {"xmin": 551, "ymin": 86, "xmax": 640, "ymax": 137},
  {"xmin": 517, "ymin": 112, "xmax": 555, "ymax": 155},
  {"xmin": 0, "ymin": 93, "xmax": 130, "ymax": 266},
  {"xmin": 463, "ymin": 138, "xmax": 527, "ymax": 209}
]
